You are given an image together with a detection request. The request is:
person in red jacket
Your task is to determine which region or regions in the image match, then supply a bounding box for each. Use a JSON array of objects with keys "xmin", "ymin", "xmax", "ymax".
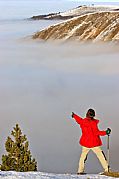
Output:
[{"xmin": 71, "ymin": 108, "xmax": 111, "ymax": 174}]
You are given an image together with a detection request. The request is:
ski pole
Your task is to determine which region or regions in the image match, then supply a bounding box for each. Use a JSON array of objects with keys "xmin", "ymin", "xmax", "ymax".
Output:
[{"xmin": 107, "ymin": 134, "xmax": 110, "ymax": 172}]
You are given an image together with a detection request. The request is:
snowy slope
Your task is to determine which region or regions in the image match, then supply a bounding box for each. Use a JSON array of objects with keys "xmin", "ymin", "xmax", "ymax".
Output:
[
  {"xmin": 30, "ymin": 5, "xmax": 119, "ymax": 20},
  {"xmin": 0, "ymin": 171, "xmax": 115, "ymax": 179},
  {"xmin": 60, "ymin": 5, "xmax": 119, "ymax": 17}
]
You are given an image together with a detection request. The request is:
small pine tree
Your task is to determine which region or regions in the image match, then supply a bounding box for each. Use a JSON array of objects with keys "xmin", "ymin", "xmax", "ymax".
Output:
[{"xmin": 0, "ymin": 124, "xmax": 37, "ymax": 171}]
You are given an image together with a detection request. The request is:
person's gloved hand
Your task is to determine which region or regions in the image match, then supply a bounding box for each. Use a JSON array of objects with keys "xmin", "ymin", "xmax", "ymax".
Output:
[
  {"xmin": 106, "ymin": 128, "xmax": 111, "ymax": 135},
  {"xmin": 71, "ymin": 112, "xmax": 75, "ymax": 118}
]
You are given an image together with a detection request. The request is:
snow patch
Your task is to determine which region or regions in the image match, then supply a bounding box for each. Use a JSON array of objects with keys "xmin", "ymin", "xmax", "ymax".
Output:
[
  {"xmin": 0, "ymin": 171, "xmax": 115, "ymax": 179},
  {"xmin": 60, "ymin": 5, "xmax": 119, "ymax": 17}
]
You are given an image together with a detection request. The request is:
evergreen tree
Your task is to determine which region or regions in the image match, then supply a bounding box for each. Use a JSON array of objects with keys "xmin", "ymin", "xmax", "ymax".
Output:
[{"xmin": 0, "ymin": 124, "xmax": 37, "ymax": 171}]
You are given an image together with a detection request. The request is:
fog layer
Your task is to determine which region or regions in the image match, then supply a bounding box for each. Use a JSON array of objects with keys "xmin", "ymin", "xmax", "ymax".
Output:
[{"xmin": 0, "ymin": 38, "xmax": 119, "ymax": 173}]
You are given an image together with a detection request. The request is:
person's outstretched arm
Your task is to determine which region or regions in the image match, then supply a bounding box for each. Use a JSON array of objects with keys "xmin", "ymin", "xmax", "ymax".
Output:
[
  {"xmin": 94, "ymin": 120, "xmax": 111, "ymax": 136},
  {"xmin": 96, "ymin": 128, "xmax": 107, "ymax": 136},
  {"xmin": 71, "ymin": 112, "xmax": 83, "ymax": 125}
]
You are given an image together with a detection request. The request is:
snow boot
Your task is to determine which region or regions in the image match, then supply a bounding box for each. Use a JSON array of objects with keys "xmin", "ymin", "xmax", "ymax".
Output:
[{"xmin": 77, "ymin": 172, "xmax": 87, "ymax": 175}]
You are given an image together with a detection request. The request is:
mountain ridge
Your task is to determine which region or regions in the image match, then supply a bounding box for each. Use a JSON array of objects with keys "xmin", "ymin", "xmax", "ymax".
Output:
[{"xmin": 30, "ymin": 5, "xmax": 119, "ymax": 20}]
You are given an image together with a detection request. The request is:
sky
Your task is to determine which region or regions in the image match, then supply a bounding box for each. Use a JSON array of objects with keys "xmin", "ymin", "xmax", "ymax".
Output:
[{"xmin": 68, "ymin": 0, "xmax": 119, "ymax": 2}]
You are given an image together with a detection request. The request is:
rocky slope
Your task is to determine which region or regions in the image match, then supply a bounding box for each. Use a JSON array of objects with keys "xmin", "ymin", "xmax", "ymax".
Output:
[
  {"xmin": 33, "ymin": 11, "xmax": 119, "ymax": 42},
  {"xmin": 30, "ymin": 5, "xmax": 119, "ymax": 20}
]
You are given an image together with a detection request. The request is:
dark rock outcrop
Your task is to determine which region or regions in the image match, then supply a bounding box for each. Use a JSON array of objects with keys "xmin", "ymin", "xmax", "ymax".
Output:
[{"xmin": 31, "ymin": 13, "xmax": 74, "ymax": 20}]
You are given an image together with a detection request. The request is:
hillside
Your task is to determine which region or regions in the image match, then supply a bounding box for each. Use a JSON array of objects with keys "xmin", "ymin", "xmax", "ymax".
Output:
[{"xmin": 33, "ymin": 11, "xmax": 119, "ymax": 42}]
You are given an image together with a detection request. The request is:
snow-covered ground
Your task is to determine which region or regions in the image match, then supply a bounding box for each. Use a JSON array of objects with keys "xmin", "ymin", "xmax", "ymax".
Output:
[
  {"xmin": 60, "ymin": 5, "xmax": 119, "ymax": 17},
  {"xmin": 0, "ymin": 171, "xmax": 114, "ymax": 179},
  {"xmin": 30, "ymin": 5, "xmax": 119, "ymax": 20}
]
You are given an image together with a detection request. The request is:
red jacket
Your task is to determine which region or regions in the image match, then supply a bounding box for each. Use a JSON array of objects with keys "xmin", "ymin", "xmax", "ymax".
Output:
[{"xmin": 73, "ymin": 114, "xmax": 106, "ymax": 148}]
